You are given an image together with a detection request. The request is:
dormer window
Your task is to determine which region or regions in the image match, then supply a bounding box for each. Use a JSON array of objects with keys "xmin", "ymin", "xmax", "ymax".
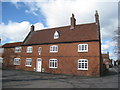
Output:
[{"xmin": 54, "ymin": 31, "xmax": 59, "ymax": 39}]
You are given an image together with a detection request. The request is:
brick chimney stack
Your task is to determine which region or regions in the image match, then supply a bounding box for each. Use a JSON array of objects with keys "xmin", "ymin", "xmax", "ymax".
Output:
[
  {"xmin": 70, "ymin": 13, "xmax": 76, "ymax": 30},
  {"xmin": 30, "ymin": 25, "xmax": 34, "ymax": 32}
]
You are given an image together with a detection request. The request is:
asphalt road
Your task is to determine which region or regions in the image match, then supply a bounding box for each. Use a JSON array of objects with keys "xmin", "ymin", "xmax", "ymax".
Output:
[{"xmin": 2, "ymin": 66, "xmax": 119, "ymax": 88}]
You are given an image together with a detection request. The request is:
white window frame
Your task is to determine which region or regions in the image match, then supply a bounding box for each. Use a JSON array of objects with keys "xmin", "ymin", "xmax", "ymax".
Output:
[
  {"xmin": 78, "ymin": 44, "xmax": 88, "ymax": 52},
  {"xmin": 27, "ymin": 46, "xmax": 33, "ymax": 53},
  {"xmin": 38, "ymin": 47, "xmax": 42, "ymax": 55},
  {"xmin": 14, "ymin": 58, "xmax": 21, "ymax": 65},
  {"xmin": 49, "ymin": 59, "xmax": 58, "ymax": 68},
  {"xmin": 78, "ymin": 59, "xmax": 88, "ymax": 70},
  {"xmin": 50, "ymin": 45, "xmax": 58, "ymax": 53},
  {"xmin": 54, "ymin": 31, "xmax": 59, "ymax": 39},
  {"xmin": 25, "ymin": 58, "xmax": 32, "ymax": 67},
  {"xmin": 15, "ymin": 47, "xmax": 22, "ymax": 53}
]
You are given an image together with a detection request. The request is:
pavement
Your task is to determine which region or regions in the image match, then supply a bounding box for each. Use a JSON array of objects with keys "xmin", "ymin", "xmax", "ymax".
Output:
[{"xmin": 2, "ymin": 66, "xmax": 119, "ymax": 88}]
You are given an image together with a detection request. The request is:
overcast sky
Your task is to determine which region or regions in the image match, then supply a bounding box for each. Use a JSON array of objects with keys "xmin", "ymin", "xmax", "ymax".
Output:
[{"xmin": 0, "ymin": 0, "xmax": 119, "ymax": 60}]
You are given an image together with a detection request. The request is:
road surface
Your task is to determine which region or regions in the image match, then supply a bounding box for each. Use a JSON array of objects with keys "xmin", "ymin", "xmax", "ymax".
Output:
[{"xmin": 2, "ymin": 66, "xmax": 119, "ymax": 88}]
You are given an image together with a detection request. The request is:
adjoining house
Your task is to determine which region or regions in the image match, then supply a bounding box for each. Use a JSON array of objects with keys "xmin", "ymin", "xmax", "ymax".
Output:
[
  {"xmin": 102, "ymin": 52, "xmax": 113, "ymax": 69},
  {"xmin": 2, "ymin": 11, "xmax": 103, "ymax": 77},
  {"xmin": 2, "ymin": 42, "xmax": 22, "ymax": 68},
  {"xmin": 0, "ymin": 39, "xmax": 4, "ymax": 64}
]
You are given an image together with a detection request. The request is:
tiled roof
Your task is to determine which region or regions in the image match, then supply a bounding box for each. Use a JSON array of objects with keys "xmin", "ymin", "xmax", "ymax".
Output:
[
  {"xmin": 23, "ymin": 22, "xmax": 99, "ymax": 45},
  {"xmin": 2, "ymin": 42, "xmax": 23, "ymax": 48},
  {"xmin": 102, "ymin": 54, "xmax": 109, "ymax": 59}
]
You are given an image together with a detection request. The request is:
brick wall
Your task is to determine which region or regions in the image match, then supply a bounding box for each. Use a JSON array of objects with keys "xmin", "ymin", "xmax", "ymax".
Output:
[{"xmin": 3, "ymin": 41, "xmax": 101, "ymax": 76}]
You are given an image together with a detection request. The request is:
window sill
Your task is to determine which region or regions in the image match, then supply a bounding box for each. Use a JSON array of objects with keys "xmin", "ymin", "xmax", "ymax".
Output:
[
  {"xmin": 14, "ymin": 64, "xmax": 20, "ymax": 65},
  {"xmin": 78, "ymin": 69, "xmax": 88, "ymax": 70},
  {"xmin": 50, "ymin": 51, "xmax": 58, "ymax": 53},
  {"xmin": 25, "ymin": 65, "xmax": 32, "ymax": 67},
  {"xmin": 78, "ymin": 51, "xmax": 88, "ymax": 52},
  {"xmin": 49, "ymin": 67, "xmax": 57, "ymax": 69}
]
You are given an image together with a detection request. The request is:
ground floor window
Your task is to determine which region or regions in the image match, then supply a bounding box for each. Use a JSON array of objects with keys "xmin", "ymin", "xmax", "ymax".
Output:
[
  {"xmin": 78, "ymin": 59, "xmax": 88, "ymax": 70},
  {"xmin": 14, "ymin": 58, "xmax": 21, "ymax": 65},
  {"xmin": 49, "ymin": 59, "xmax": 58, "ymax": 68},
  {"xmin": 26, "ymin": 58, "xmax": 32, "ymax": 67}
]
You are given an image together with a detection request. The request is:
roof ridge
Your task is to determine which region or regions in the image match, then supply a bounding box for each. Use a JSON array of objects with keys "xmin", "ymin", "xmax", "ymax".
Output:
[{"xmin": 35, "ymin": 22, "xmax": 96, "ymax": 32}]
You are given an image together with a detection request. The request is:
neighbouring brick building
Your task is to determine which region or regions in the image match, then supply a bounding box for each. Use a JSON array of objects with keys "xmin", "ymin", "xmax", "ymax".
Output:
[
  {"xmin": 102, "ymin": 52, "xmax": 113, "ymax": 69},
  {"xmin": 0, "ymin": 39, "xmax": 4, "ymax": 63},
  {"xmin": 2, "ymin": 11, "xmax": 103, "ymax": 77},
  {"xmin": 2, "ymin": 42, "xmax": 22, "ymax": 67}
]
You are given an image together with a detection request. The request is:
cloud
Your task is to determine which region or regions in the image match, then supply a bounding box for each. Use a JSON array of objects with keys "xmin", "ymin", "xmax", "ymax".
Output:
[
  {"xmin": 101, "ymin": 39, "xmax": 118, "ymax": 60},
  {"xmin": 2, "ymin": 0, "xmax": 119, "ymax": 60},
  {"xmin": 101, "ymin": 44, "xmax": 109, "ymax": 51},
  {"xmin": 101, "ymin": 40, "xmax": 117, "ymax": 50},
  {"xmin": 34, "ymin": 22, "xmax": 45, "ymax": 30},
  {"xmin": 10, "ymin": 0, "xmax": 118, "ymax": 41},
  {"xmin": 0, "ymin": 21, "xmax": 30, "ymax": 42},
  {"xmin": 104, "ymin": 40, "xmax": 117, "ymax": 47},
  {"xmin": 9, "ymin": 0, "xmax": 22, "ymax": 8},
  {"xmin": 24, "ymin": 2, "xmax": 39, "ymax": 16},
  {"xmin": 101, "ymin": 18, "xmax": 118, "ymax": 40},
  {"xmin": 38, "ymin": 1, "xmax": 118, "ymax": 40},
  {"xmin": 36, "ymin": 0, "xmax": 97, "ymax": 27},
  {"xmin": 109, "ymin": 52, "xmax": 118, "ymax": 60},
  {"xmin": 0, "ymin": 21, "xmax": 44, "ymax": 43}
]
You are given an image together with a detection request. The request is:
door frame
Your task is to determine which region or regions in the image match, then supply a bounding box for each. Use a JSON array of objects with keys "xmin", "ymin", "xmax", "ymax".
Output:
[{"xmin": 36, "ymin": 58, "xmax": 42, "ymax": 72}]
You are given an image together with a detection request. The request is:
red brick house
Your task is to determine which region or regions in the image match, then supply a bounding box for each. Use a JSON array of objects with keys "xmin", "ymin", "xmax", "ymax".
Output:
[{"xmin": 2, "ymin": 11, "xmax": 103, "ymax": 77}]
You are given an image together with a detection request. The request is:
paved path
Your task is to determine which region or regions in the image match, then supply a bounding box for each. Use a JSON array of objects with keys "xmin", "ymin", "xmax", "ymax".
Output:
[{"xmin": 2, "ymin": 66, "xmax": 119, "ymax": 88}]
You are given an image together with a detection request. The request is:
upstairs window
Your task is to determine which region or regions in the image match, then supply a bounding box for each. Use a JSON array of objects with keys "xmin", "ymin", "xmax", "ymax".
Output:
[
  {"xmin": 15, "ymin": 47, "xmax": 22, "ymax": 53},
  {"xmin": 27, "ymin": 46, "xmax": 33, "ymax": 53},
  {"xmin": 78, "ymin": 59, "xmax": 88, "ymax": 70},
  {"xmin": 14, "ymin": 58, "xmax": 21, "ymax": 65},
  {"xmin": 54, "ymin": 31, "xmax": 59, "ymax": 39},
  {"xmin": 49, "ymin": 59, "xmax": 58, "ymax": 68},
  {"xmin": 50, "ymin": 45, "xmax": 58, "ymax": 53},
  {"xmin": 78, "ymin": 44, "xmax": 88, "ymax": 52},
  {"xmin": 38, "ymin": 47, "xmax": 42, "ymax": 55},
  {"xmin": 26, "ymin": 58, "xmax": 32, "ymax": 67}
]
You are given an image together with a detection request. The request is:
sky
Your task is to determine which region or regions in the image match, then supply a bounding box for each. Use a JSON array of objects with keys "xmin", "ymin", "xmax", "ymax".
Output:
[{"xmin": 0, "ymin": 0, "xmax": 119, "ymax": 60}]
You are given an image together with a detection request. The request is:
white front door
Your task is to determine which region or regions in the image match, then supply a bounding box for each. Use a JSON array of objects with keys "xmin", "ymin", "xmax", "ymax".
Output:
[{"xmin": 36, "ymin": 58, "xmax": 42, "ymax": 72}]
